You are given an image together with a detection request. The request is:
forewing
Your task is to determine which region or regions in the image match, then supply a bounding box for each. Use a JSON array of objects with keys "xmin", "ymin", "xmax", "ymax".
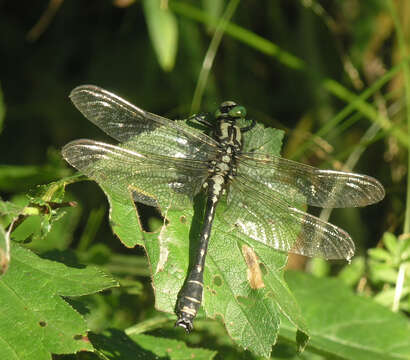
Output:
[
  {"xmin": 223, "ymin": 174, "xmax": 355, "ymax": 260},
  {"xmin": 69, "ymin": 85, "xmax": 219, "ymax": 161},
  {"xmin": 238, "ymin": 152, "xmax": 385, "ymax": 208},
  {"xmin": 62, "ymin": 140, "xmax": 209, "ymax": 210}
]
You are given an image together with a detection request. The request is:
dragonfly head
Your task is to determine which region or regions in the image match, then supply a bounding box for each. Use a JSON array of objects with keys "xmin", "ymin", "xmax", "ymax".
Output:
[{"xmin": 215, "ymin": 101, "xmax": 247, "ymax": 120}]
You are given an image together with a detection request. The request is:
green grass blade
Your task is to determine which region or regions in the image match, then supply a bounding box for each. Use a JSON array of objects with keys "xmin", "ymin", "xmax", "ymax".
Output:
[
  {"xmin": 143, "ymin": 0, "xmax": 178, "ymax": 71},
  {"xmin": 388, "ymin": 0, "xmax": 410, "ymax": 234},
  {"xmin": 172, "ymin": 2, "xmax": 410, "ymax": 153},
  {"xmin": 292, "ymin": 62, "xmax": 408, "ymax": 158},
  {"xmin": 190, "ymin": 0, "xmax": 240, "ymax": 113},
  {"xmin": 171, "ymin": 1, "xmax": 306, "ymax": 70}
]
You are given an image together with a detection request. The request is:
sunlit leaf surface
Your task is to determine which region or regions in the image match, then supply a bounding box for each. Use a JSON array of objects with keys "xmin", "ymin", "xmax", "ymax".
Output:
[{"xmin": 0, "ymin": 242, "xmax": 118, "ymax": 360}]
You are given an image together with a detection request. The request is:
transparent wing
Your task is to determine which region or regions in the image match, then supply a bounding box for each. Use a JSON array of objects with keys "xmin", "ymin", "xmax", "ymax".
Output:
[
  {"xmin": 62, "ymin": 139, "xmax": 209, "ymax": 210},
  {"xmin": 238, "ymin": 152, "xmax": 385, "ymax": 208},
  {"xmin": 69, "ymin": 85, "xmax": 219, "ymax": 161},
  {"xmin": 223, "ymin": 174, "xmax": 355, "ymax": 260}
]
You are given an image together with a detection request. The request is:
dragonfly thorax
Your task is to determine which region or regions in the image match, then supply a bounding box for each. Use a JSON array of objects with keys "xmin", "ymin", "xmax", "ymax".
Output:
[{"xmin": 206, "ymin": 118, "xmax": 242, "ymax": 198}]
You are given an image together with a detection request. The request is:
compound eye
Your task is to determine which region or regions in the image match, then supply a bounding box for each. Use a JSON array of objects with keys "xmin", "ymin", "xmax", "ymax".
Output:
[{"xmin": 229, "ymin": 105, "xmax": 247, "ymax": 118}]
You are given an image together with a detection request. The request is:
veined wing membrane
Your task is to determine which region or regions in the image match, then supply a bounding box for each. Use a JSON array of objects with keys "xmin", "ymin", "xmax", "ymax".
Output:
[
  {"xmin": 62, "ymin": 139, "xmax": 209, "ymax": 210},
  {"xmin": 238, "ymin": 152, "xmax": 385, "ymax": 208},
  {"xmin": 70, "ymin": 85, "xmax": 219, "ymax": 161},
  {"xmin": 224, "ymin": 174, "xmax": 355, "ymax": 260}
]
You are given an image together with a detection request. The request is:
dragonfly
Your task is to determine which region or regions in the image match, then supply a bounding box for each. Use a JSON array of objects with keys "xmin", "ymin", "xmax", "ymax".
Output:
[{"xmin": 62, "ymin": 85, "xmax": 385, "ymax": 332}]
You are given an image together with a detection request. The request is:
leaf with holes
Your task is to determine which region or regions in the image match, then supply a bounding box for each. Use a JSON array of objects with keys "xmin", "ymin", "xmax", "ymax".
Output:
[
  {"xmin": 143, "ymin": 207, "xmax": 308, "ymax": 358},
  {"xmin": 95, "ymin": 123, "xmax": 309, "ymax": 357},
  {"xmin": 0, "ymin": 242, "xmax": 118, "ymax": 360}
]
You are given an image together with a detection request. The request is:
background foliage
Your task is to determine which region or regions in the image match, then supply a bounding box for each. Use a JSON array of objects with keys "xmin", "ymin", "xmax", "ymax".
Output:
[{"xmin": 0, "ymin": 0, "xmax": 409, "ymax": 359}]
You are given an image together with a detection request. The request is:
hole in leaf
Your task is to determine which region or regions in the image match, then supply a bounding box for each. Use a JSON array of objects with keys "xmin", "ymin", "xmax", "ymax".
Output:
[
  {"xmin": 38, "ymin": 321, "xmax": 47, "ymax": 327},
  {"xmin": 212, "ymin": 275, "xmax": 223, "ymax": 287},
  {"xmin": 73, "ymin": 334, "xmax": 84, "ymax": 340},
  {"xmin": 134, "ymin": 202, "xmax": 164, "ymax": 232},
  {"xmin": 179, "ymin": 215, "xmax": 187, "ymax": 224}
]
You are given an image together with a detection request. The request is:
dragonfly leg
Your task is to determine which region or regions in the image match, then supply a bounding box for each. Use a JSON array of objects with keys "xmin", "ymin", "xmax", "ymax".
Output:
[
  {"xmin": 187, "ymin": 112, "xmax": 214, "ymax": 129},
  {"xmin": 240, "ymin": 118, "xmax": 256, "ymax": 132}
]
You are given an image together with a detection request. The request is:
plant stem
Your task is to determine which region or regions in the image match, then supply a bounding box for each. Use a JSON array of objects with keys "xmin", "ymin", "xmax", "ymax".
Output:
[
  {"xmin": 190, "ymin": 0, "xmax": 240, "ymax": 114},
  {"xmin": 392, "ymin": 263, "xmax": 406, "ymax": 312},
  {"xmin": 388, "ymin": 0, "xmax": 410, "ymax": 234}
]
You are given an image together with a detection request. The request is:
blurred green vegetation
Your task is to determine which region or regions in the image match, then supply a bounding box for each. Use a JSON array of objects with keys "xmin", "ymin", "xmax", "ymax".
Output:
[{"xmin": 0, "ymin": 0, "xmax": 409, "ymax": 359}]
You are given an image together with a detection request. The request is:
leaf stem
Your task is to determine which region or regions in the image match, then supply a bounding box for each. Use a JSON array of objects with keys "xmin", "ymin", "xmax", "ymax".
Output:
[
  {"xmin": 125, "ymin": 315, "xmax": 172, "ymax": 335},
  {"xmin": 392, "ymin": 262, "xmax": 406, "ymax": 312}
]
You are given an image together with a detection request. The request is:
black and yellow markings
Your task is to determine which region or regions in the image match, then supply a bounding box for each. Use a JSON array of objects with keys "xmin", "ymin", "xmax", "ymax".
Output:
[{"xmin": 175, "ymin": 101, "xmax": 246, "ymax": 332}]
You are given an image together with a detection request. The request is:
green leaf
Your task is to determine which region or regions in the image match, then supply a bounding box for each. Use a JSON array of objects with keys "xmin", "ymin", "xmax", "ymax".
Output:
[
  {"xmin": 369, "ymin": 261, "xmax": 398, "ymax": 284},
  {"xmin": 400, "ymin": 236, "xmax": 410, "ymax": 255},
  {"xmin": 0, "ymin": 199, "xmax": 25, "ymax": 220},
  {"xmin": 0, "ymin": 242, "xmax": 118, "ymax": 360},
  {"xmin": 400, "ymin": 235, "xmax": 410, "ymax": 253},
  {"xmin": 281, "ymin": 271, "xmax": 410, "ymax": 360},
  {"xmin": 368, "ymin": 247, "xmax": 392, "ymax": 262},
  {"xmin": 130, "ymin": 333, "xmax": 217, "ymax": 359},
  {"xmin": 102, "ymin": 184, "xmax": 144, "ymax": 248},
  {"xmin": 23, "ymin": 200, "xmax": 81, "ymax": 252},
  {"xmin": 2, "ymin": 184, "xmax": 79, "ymax": 250},
  {"xmin": 80, "ymin": 121, "xmax": 309, "ymax": 357},
  {"xmin": 28, "ymin": 178, "xmax": 68, "ymax": 204},
  {"xmin": 242, "ymin": 122, "xmax": 284, "ymax": 154},
  {"xmin": 144, "ymin": 207, "xmax": 308, "ymax": 357},
  {"xmin": 373, "ymin": 287, "xmax": 410, "ymax": 309},
  {"xmin": 383, "ymin": 232, "xmax": 399, "ymax": 256},
  {"xmin": 309, "ymin": 258, "xmax": 331, "ymax": 278},
  {"xmin": 143, "ymin": 0, "xmax": 178, "ymax": 71},
  {"xmin": 338, "ymin": 256, "xmax": 366, "ymax": 286},
  {"xmin": 90, "ymin": 329, "xmax": 216, "ymax": 359}
]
